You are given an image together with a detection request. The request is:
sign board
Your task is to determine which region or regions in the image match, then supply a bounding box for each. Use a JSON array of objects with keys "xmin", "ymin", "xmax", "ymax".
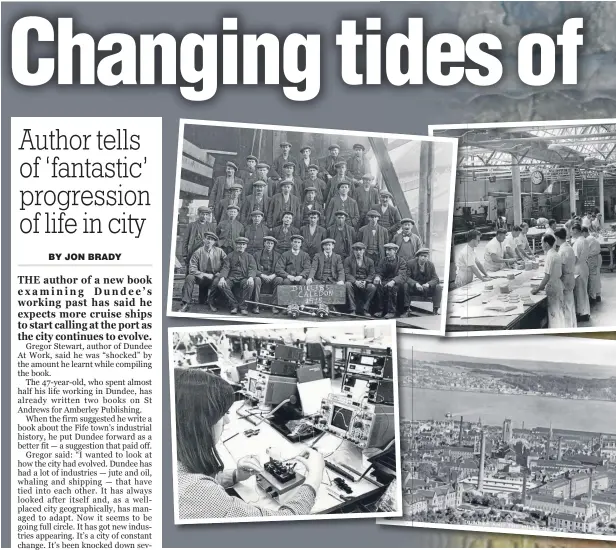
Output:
[{"xmin": 277, "ymin": 284, "xmax": 346, "ymax": 306}]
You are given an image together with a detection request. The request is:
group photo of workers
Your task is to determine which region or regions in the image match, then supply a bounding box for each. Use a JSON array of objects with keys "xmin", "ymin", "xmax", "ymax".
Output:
[
  {"xmin": 170, "ymin": 321, "xmax": 401, "ymax": 523},
  {"xmin": 432, "ymin": 121, "xmax": 616, "ymax": 334},
  {"xmin": 169, "ymin": 122, "xmax": 456, "ymax": 332}
]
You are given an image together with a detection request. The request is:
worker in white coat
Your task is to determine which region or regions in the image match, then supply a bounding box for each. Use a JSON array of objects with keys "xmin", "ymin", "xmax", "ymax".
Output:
[
  {"xmin": 454, "ymin": 230, "xmax": 490, "ymax": 287},
  {"xmin": 571, "ymin": 223, "xmax": 590, "ymax": 322},
  {"xmin": 583, "ymin": 227, "xmax": 602, "ymax": 303}
]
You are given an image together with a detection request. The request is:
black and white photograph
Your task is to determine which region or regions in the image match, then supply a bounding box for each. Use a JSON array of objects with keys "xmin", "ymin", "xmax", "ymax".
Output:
[
  {"xmin": 167, "ymin": 120, "xmax": 458, "ymax": 334},
  {"xmin": 431, "ymin": 120, "xmax": 616, "ymax": 335},
  {"xmin": 169, "ymin": 320, "xmax": 401, "ymax": 524},
  {"xmin": 382, "ymin": 334, "xmax": 616, "ymax": 542}
]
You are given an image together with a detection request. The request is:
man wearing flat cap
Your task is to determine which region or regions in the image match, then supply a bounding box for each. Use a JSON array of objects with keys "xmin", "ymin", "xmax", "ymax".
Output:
[
  {"xmin": 307, "ymin": 238, "xmax": 345, "ymax": 286},
  {"xmin": 301, "ymin": 163, "xmax": 327, "ymax": 203},
  {"xmin": 267, "ymin": 179, "xmax": 301, "ymax": 228},
  {"xmin": 325, "ymin": 180, "xmax": 359, "ymax": 228},
  {"xmin": 374, "ymin": 242, "xmax": 407, "ymax": 319},
  {"xmin": 393, "ymin": 218, "xmax": 423, "ymax": 262},
  {"xmin": 216, "ymin": 204, "xmax": 244, "ymax": 254},
  {"xmin": 271, "ymin": 211, "xmax": 300, "ymax": 254},
  {"xmin": 240, "ymin": 180, "xmax": 270, "ymax": 226},
  {"xmin": 239, "ymin": 154, "xmax": 259, "ymax": 194},
  {"xmin": 274, "ymin": 161, "xmax": 303, "ymax": 197},
  {"xmin": 404, "ymin": 247, "xmax": 443, "ymax": 316},
  {"xmin": 180, "ymin": 231, "xmax": 226, "ymax": 313},
  {"xmin": 181, "ymin": 206, "xmax": 217, "ymax": 270},
  {"xmin": 254, "ymin": 162, "xmax": 278, "ymax": 200},
  {"xmin": 296, "ymin": 145, "xmax": 315, "ymax": 180},
  {"xmin": 319, "ymin": 143, "xmax": 342, "ymax": 184},
  {"xmin": 357, "ymin": 210, "xmax": 390, "ymax": 264},
  {"xmin": 218, "ymin": 237, "xmax": 258, "ymax": 315},
  {"xmin": 275, "ymin": 235, "xmax": 311, "ymax": 286},
  {"xmin": 326, "ymin": 159, "xmax": 354, "ymax": 203},
  {"xmin": 272, "ymin": 141, "xmax": 298, "ymax": 179},
  {"xmin": 209, "ymin": 160, "xmax": 244, "ymax": 215},
  {"xmin": 344, "ymin": 242, "xmax": 377, "ymax": 317},
  {"xmin": 301, "ymin": 210, "xmax": 327, "ymax": 258},
  {"xmin": 244, "ymin": 209, "xmax": 270, "ymax": 256},
  {"xmin": 253, "ymin": 236, "xmax": 283, "ymax": 314},
  {"xmin": 327, "ymin": 210, "xmax": 356, "ymax": 259},
  {"xmin": 215, "ymin": 183, "xmax": 244, "ymax": 223},
  {"xmin": 346, "ymin": 143, "xmax": 369, "ymax": 185},
  {"xmin": 374, "ymin": 189, "xmax": 402, "ymax": 236},
  {"xmin": 351, "ymin": 174, "xmax": 380, "ymax": 229},
  {"xmin": 299, "ymin": 186, "xmax": 324, "ymax": 227}
]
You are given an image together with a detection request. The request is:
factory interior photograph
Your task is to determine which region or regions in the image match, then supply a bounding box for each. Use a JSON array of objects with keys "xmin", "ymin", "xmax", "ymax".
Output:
[
  {"xmin": 170, "ymin": 321, "xmax": 401, "ymax": 523},
  {"xmin": 169, "ymin": 121, "xmax": 456, "ymax": 332},
  {"xmin": 432, "ymin": 121, "xmax": 616, "ymax": 333}
]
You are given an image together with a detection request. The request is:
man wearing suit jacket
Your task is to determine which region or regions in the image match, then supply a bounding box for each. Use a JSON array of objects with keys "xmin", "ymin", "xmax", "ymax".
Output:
[
  {"xmin": 267, "ymin": 180, "xmax": 301, "ymax": 228},
  {"xmin": 275, "ymin": 235, "xmax": 311, "ymax": 286},
  {"xmin": 240, "ymin": 180, "xmax": 269, "ymax": 225},
  {"xmin": 181, "ymin": 206, "xmax": 217, "ymax": 270},
  {"xmin": 306, "ymin": 239, "xmax": 345, "ymax": 285},
  {"xmin": 346, "ymin": 143, "xmax": 370, "ymax": 185},
  {"xmin": 319, "ymin": 143, "xmax": 342, "ymax": 185},
  {"xmin": 405, "ymin": 247, "xmax": 443, "ymax": 316},
  {"xmin": 244, "ymin": 210, "xmax": 269, "ymax": 256},
  {"xmin": 327, "ymin": 211, "xmax": 356, "ymax": 259},
  {"xmin": 301, "ymin": 211, "xmax": 327, "ymax": 258},
  {"xmin": 296, "ymin": 145, "xmax": 314, "ymax": 180},
  {"xmin": 374, "ymin": 243, "xmax": 407, "ymax": 319},
  {"xmin": 344, "ymin": 242, "xmax": 377, "ymax": 316},
  {"xmin": 272, "ymin": 141, "xmax": 298, "ymax": 178},
  {"xmin": 374, "ymin": 190, "xmax": 402, "ymax": 236},
  {"xmin": 253, "ymin": 236, "xmax": 283, "ymax": 314}
]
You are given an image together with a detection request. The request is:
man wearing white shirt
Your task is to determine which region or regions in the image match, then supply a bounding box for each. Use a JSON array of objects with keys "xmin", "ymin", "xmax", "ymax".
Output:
[
  {"xmin": 515, "ymin": 223, "xmax": 534, "ymax": 260},
  {"xmin": 503, "ymin": 226, "xmax": 521, "ymax": 261},
  {"xmin": 483, "ymin": 229, "xmax": 515, "ymax": 272},
  {"xmin": 544, "ymin": 219, "xmax": 557, "ymax": 237},
  {"xmin": 454, "ymin": 230, "xmax": 490, "ymax": 287}
]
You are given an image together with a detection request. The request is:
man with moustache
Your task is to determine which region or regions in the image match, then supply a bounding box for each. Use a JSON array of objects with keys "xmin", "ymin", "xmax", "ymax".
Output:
[{"xmin": 392, "ymin": 218, "xmax": 423, "ymax": 262}]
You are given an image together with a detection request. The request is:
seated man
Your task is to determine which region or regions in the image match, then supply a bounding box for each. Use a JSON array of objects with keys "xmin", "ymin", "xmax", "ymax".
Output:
[
  {"xmin": 275, "ymin": 235, "xmax": 311, "ymax": 286},
  {"xmin": 216, "ymin": 204, "xmax": 244, "ymax": 254},
  {"xmin": 344, "ymin": 242, "xmax": 377, "ymax": 317},
  {"xmin": 404, "ymin": 248, "xmax": 443, "ymax": 316},
  {"xmin": 253, "ymin": 236, "xmax": 283, "ymax": 314},
  {"xmin": 217, "ymin": 237, "xmax": 257, "ymax": 315},
  {"xmin": 180, "ymin": 232, "xmax": 226, "ymax": 313},
  {"xmin": 374, "ymin": 242, "xmax": 407, "ymax": 319},
  {"xmin": 307, "ymin": 238, "xmax": 345, "ymax": 286}
]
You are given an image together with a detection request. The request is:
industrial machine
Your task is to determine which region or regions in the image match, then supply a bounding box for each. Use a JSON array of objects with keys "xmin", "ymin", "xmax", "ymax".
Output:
[
  {"xmin": 344, "ymin": 351, "xmax": 392, "ymax": 380},
  {"xmin": 310, "ymin": 393, "xmax": 395, "ymax": 449},
  {"xmin": 342, "ymin": 350, "xmax": 394, "ymax": 406},
  {"xmin": 243, "ymin": 370, "xmax": 297, "ymax": 407}
]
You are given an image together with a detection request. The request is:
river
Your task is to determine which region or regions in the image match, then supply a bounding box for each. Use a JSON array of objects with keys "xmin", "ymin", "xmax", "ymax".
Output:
[{"xmin": 400, "ymin": 387, "xmax": 616, "ymax": 434}]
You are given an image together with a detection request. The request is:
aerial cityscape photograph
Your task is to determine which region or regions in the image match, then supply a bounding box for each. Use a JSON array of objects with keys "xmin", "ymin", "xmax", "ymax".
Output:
[{"xmin": 387, "ymin": 335, "xmax": 616, "ymax": 540}]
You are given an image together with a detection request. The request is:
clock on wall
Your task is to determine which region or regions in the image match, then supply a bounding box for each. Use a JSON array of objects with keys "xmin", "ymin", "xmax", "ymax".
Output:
[{"xmin": 530, "ymin": 170, "xmax": 544, "ymax": 185}]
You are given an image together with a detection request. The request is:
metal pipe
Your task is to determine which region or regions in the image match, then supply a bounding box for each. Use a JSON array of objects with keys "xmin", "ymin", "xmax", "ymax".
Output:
[{"xmin": 470, "ymin": 131, "xmax": 616, "ymax": 146}]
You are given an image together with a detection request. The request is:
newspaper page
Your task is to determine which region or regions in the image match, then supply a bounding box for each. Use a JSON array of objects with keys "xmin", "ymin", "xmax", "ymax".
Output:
[{"xmin": 11, "ymin": 118, "xmax": 162, "ymax": 549}]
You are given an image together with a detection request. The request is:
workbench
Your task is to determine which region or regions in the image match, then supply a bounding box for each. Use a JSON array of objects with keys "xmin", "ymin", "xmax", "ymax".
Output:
[
  {"xmin": 446, "ymin": 268, "xmax": 548, "ymax": 332},
  {"xmin": 215, "ymin": 399, "xmax": 389, "ymax": 516},
  {"xmin": 600, "ymin": 236, "xmax": 616, "ymax": 272}
]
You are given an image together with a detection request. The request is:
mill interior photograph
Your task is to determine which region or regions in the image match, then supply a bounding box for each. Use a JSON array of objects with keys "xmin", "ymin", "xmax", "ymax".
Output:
[{"xmin": 434, "ymin": 122, "xmax": 616, "ymax": 332}]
